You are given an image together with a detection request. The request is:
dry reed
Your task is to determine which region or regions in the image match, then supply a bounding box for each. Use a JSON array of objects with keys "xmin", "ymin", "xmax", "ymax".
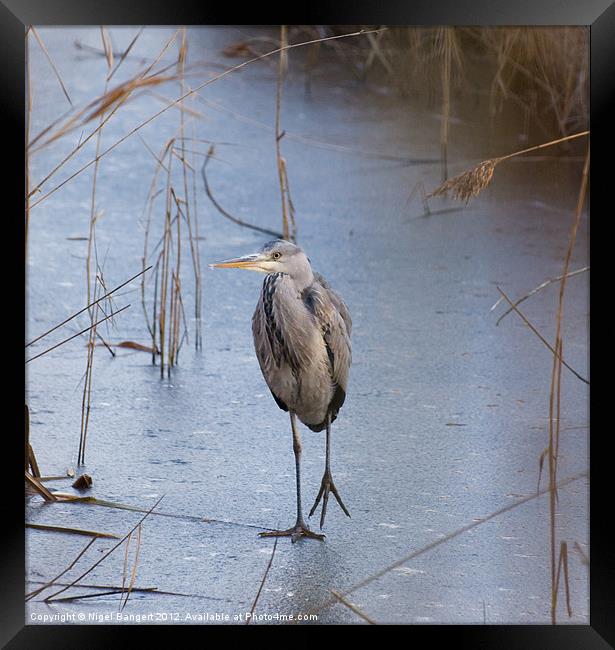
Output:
[
  {"xmin": 25, "ymin": 523, "xmax": 118, "ymax": 539},
  {"xmin": 492, "ymin": 266, "xmax": 589, "ymax": 326},
  {"xmin": 176, "ymin": 33, "xmax": 203, "ymax": 351},
  {"xmin": 435, "ymin": 27, "xmax": 463, "ymax": 182},
  {"xmin": 44, "ymin": 495, "xmax": 164, "ymax": 602},
  {"xmin": 496, "ymin": 288, "xmax": 588, "ymax": 385},
  {"xmin": 30, "ymin": 26, "xmax": 73, "ymax": 107},
  {"xmin": 107, "ymin": 26, "xmax": 143, "ymax": 82},
  {"xmin": 330, "ymin": 590, "xmax": 377, "ymax": 624},
  {"xmin": 429, "ymin": 158, "xmax": 499, "ymax": 203},
  {"xmin": 427, "ymin": 130, "xmax": 588, "ymax": 204},
  {"xmin": 56, "ymin": 493, "xmax": 269, "ymax": 532},
  {"xmin": 26, "ymin": 304, "xmax": 130, "ymax": 364},
  {"xmin": 274, "ymin": 25, "xmax": 296, "ymax": 242},
  {"xmin": 78, "ymin": 31, "xmax": 114, "ymax": 466},
  {"xmin": 246, "ymin": 534, "xmax": 279, "ymax": 625},
  {"xmin": 26, "ymin": 537, "xmax": 98, "ymax": 602},
  {"xmin": 24, "ymin": 404, "xmax": 41, "ymax": 478},
  {"xmin": 25, "ymin": 471, "xmax": 57, "ymax": 502},
  {"xmin": 120, "ymin": 523, "xmax": 142, "ymax": 611},
  {"xmin": 547, "ymin": 145, "xmax": 589, "ymax": 623},
  {"xmin": 491, "ymin": 145, "xmax": 588, "ymax": 623},
  {"xmin": 28, "ymin": 580, "xmax": 194, "ymax": 598},
  {"xmin": 200, "ymin": 147, "xmax": 283, "ymax": 238},
  {"xmin": 26, "ymin": 267, "xmax": 149, "ymax": 349},
  {"xmin": 78, "ymin": 274, "xmax": 105, "ymax": 465}
]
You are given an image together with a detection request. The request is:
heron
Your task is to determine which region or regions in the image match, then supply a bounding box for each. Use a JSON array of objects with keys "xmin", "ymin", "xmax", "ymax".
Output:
[{"xmin": 210, "ymin": 239, "xmax": 352, "ymax": 542}]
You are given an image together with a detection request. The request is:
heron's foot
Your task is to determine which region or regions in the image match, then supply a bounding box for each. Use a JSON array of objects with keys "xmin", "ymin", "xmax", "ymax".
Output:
[
  {"xmin": 259, "ymin": 520, "xmax": 325, "ymax": 543},
  {"xmin": 309, "ymin": 471, "xmax": 351, "ymax": 529}
]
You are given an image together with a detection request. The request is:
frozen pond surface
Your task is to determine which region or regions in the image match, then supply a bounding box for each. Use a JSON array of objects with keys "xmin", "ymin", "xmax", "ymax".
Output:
[{"xmin": 26, "ymin": 27, "xmax": 589, "ymax": 624}]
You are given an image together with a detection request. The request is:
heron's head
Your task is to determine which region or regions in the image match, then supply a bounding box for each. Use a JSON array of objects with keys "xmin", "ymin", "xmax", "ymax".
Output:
[{"xmin": 210, "ymin": 240, "xmax": 314, "ymax": 285}]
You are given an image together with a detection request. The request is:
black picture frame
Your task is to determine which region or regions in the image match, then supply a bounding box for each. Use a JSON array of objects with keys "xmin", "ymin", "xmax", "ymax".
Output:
[{"xmin": 3, "ymin": 1, "xmax": 610, "ymax": 647}]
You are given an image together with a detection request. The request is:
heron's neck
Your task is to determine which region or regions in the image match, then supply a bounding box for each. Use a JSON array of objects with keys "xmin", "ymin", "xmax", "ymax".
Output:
[
  {"xmin": 266, "ymin": 266, "xmax": 314, "ymax": 293},
  {"xmin": 290, "ymin": 264, "xmax": 314, "ymax": 293}
]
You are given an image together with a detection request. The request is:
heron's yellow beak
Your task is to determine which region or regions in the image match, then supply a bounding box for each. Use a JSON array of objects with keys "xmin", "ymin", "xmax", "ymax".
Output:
[{"xmin": 209, "ymin": 253, "xmax": 260, "ymax": 270}]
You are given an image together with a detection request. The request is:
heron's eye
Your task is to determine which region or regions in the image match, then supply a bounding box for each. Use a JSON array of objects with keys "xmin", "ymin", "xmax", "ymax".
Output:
[{"xmin": 272, "ymin": 252, "xmax": 282, "ymax": 260}]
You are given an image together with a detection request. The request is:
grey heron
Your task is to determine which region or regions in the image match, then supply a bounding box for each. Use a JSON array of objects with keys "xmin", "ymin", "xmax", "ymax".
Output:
[{"xmin": 210, "ymin": 240, "xmax": 351, "ymax": 542}]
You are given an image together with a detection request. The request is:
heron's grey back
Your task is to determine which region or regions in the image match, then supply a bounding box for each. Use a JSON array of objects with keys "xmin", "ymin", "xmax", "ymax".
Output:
[{"xmin": 308, "ymin": 272, "xmax": 352, "ymax": 397}]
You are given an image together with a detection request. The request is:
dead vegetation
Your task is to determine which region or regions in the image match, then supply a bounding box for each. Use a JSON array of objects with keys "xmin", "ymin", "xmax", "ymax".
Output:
[
  {"xmin": 28, "ymin": 496, "xmax": 163, "ymax": 606},
  {"xmin": 426, "ymin": 130, "xmax": 588, "ymax": 205}
]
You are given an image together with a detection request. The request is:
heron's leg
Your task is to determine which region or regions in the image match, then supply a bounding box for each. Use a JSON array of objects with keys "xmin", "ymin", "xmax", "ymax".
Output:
[
  {"xmin": 309, "ymin": 414, "xmax": 351, "ymax": 529},
  {"xmin": 259, "ymin": 413, "xmax": 325, "ymax": 543}
]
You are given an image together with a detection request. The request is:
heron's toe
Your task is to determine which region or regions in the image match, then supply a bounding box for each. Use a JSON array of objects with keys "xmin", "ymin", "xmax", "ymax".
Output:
[{"xmin": 309, "ymin": 472, "xmax": 351, "ymax": 529}]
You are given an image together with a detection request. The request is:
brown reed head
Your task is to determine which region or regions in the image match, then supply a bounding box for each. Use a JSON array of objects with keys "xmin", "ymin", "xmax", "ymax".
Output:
[{"xmin": 427, "ymin": 158, "xmax": 500, "ymax": 204}]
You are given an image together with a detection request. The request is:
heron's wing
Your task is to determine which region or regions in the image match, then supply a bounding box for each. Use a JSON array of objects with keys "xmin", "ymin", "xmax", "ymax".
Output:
[
  {"xmin": 307, "ymin": 274, "xmax": 352, "ymax": 415},
  {"xmin": 313, "ymin": 272, "xmax": 352, "ymax": 338}
]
